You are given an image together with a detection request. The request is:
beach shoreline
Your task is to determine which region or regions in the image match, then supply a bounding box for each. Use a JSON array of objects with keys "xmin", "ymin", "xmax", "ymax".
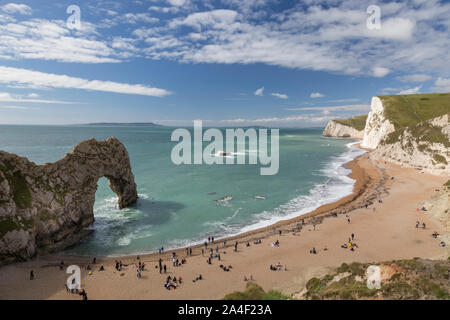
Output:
[
  {"xmin": 47, "ymin": 144, "xmax": 380, "ymax": 263},
  {"xmin": 0, "ymin": 148, "xmax": 447, "ymax": 300}
]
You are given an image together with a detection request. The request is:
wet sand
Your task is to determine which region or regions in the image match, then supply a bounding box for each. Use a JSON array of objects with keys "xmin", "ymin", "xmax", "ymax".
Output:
[{"xmin": 0, "ymin": 153, "xmax": 447, "ymax": 300}]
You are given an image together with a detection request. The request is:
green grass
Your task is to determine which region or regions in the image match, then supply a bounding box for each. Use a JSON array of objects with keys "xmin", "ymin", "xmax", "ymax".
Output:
[
  {"xmin": 0, "ymin": 216, "xmax": 33, "ymax": 238},
  {"xmin": 379, "ymin": 93, "xmax": 450, "ymax": 129},
  {"xmin": 0, "ymin": 217, "xmax": 22, "ymax": 238},
  {"xmin": 224, "ymin": 282, "xmax": 290, "ymax": 300},
  {"xmin": 379, "ymin": 93, "xmax": 450, "ymax": 145},
  {"xmin": 445, "ymin": 180, "xmax": 450, "ymax": 189},
  {"xmin": 334, "ymin": 114, "xmax": 368, "ymax": 131},
  {"xmin": 303, "ymin": 259, "xmax": 450, "ymax": 300},
  {"xmin": 0, "ymin": 165, "xmax": 31, "ymax": 209}
]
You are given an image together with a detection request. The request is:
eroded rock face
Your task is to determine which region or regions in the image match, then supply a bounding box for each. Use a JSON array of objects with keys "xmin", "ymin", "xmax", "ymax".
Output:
[
  {"xmin": 0, "ymin": 137, "xmax": 138, "ymax": 264},
  {"xmin": 361, "ymin": 96, "xmax": 395, "ymax": 149},
  {"xmin": 369, "ymin": 114, "xmax": 450, "ymax": 176},
  {"xmin": 322, "ymin": 120, "xmax": 364, "ymax": 139}
]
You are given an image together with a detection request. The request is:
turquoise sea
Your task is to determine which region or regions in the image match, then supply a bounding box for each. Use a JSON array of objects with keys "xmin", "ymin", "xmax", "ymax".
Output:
[{"xmin": 0, "ymin": 125, "xmax": 365, "ymax": 256}]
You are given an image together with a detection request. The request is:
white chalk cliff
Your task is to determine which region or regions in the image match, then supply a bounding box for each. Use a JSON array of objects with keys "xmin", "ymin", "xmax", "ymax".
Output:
[
  {"xmin": 323, "ymin": 95, "xmax": 449, "ymax": 176},
  {"xmin": 368, "ymin": 114, "xmax": 450, "ymax": 176},
  {"xmin": 322, "ymin": 120, "xmax": 364, "ymax": 139},
  {"xmin": 361, "ymin": 96, "xmax": 395, "ymax": 149}
]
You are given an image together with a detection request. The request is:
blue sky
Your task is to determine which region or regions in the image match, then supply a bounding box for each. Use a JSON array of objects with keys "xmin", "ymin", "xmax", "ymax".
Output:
[{"xmin": 0, "ymin": 0, "xmax": 449, "ymax": 126}]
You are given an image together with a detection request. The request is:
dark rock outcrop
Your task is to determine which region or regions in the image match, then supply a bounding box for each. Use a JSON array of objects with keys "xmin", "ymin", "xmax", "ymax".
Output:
[{"xmin": 0, "ymin": 137, "xmax": 137, "ymax": 264}]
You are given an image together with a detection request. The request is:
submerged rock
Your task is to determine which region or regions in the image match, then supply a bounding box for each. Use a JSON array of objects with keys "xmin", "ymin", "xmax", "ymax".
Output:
[{"xmin": 0, "ymin": 137, "xmax": 138, "ymax": 264}]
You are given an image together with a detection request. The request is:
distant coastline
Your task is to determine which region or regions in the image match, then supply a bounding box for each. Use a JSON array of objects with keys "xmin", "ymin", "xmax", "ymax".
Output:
[{"xmin": 86, "ymin": 122, "xmax": 164, "ymax": 127}]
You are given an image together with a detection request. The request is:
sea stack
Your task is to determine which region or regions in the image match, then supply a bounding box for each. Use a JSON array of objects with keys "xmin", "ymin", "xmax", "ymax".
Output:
[{"xmin": 0, "ymin": 137, "xmax": 138, "ymax": 264}]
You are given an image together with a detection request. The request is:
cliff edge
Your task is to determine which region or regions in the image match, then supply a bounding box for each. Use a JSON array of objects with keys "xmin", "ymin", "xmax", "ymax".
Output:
[
  {"xmin": 0, "ymin": 137, "xmax": 138, "ymax": 264},
  {"xmin": 362, "ymin": 93, "xmax": 450, "ymax": 175},
  {"xmin": 322, "ymin": 120, "xmax": 364, "ymax": 139}
]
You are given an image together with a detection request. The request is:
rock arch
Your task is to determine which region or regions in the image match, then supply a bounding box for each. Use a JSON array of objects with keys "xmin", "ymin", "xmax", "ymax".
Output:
[{"xmin": 0, "ymin": 137, "xmax": 138, "ymax": 264}]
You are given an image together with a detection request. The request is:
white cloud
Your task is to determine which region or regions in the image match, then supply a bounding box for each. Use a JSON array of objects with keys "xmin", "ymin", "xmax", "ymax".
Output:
[
  {"xmin": 1, "ymin": 1, "xmax": 449, "ymax": 81},
  {"xmin": 310, "ymin": 92, "xmax": 324, "ymax": 98},
  {"xmin": 372, "ymin": 67, "xmax": 390, "ymax": 78},
  {"xmin": 137, "ymin": 1, "xmax": 450, "ymax": 77},
  {"xmin": 1, "ymin": 3, "xmax": 31, "ymax": 15},
  {"xmin": 254, "ymin": 87, "xmax": 264, "ymax": 96},
  {"xmin": 381, "ymin": 87, "xmax": 402, "ymax": 92},
  {"xmin": 397, "ymin": 85, "xmax": 422, "ymax": 95},
  {"xmin": 122, "ymin": 13, "xmax": 159, "ymax": 24},
  {"xmin": 0, "ymin": 92, "xmax": 76, "ymax": 104},
  {"xmin": 167, "ymin": 0, "xmax": 187, "ymax": 6},
  {"xmin": 148, "ymin": 6, "xmax": 181, "ymax": 14},
  {"xmin": 0, "ymin": 105, "xmax": 38, "ymax": 110},
  {"xmin": 0, "ymin": 18, "xmax": 124, "ymax": 63},
  {"xmin": 169, "ymin": 9, "xmax": 238, "ymax": 31},
  {"xmin": 432, "ymin": 77, "xmax": 450, "ymax": 93},
  {"xmin": 396, "ymin": 74, "xmax": 433, "ymax": 82},
  {"xmin": 365, "ymin": 17, "xmax": 415, "ymax": 40},
  {"xmin": 0, "ymin": 66, "xmax": 171, "ymax": 97},
  {"xmin": 287, "ymin": 104, "xmax": 370, "ymax": 112},
  {"xmin": 327, "ymin": 98, "xmax": 360, "ymax": 103},
  {"xmin": 271, "ymin": 92, "xmax": 288, "ymax": 99}
]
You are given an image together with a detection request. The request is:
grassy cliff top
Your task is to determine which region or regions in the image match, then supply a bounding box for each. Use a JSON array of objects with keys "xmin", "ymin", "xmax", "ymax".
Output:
[
  {"xmin": 379, "ymin": 93, "xmax": 450, "ymax": 130},
  {"xmin": 334, "ymin": 114, "xmax": 368, "ymax": 131},
  {"xmin": 304, "ymin": 258, "xmax": 450, "ymax": 300},
  {"xmin": 379, "ymin": 93, "xmax": 450, "ymax": 146}
]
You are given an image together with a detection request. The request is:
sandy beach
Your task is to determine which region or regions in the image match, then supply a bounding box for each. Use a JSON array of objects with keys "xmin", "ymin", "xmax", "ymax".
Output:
[{"xmin": 0, "ymin": 153, "xmax": 447, "ymax": 300}]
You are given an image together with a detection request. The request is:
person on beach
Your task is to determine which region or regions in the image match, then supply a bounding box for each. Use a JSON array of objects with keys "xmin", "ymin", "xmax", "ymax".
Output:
[
  {"xmin": 163, "ymin": 265, "xmax": 167, "ymax": 273},
  {"xmin": 347, "ymin": 218, "xmax": 351, "ymax": 224},
  {"xmin": 351, "ymin": 233, "xmax": 355, "ymax": 240},
  {"xmin": 416, "ymin": 221, "xmax": 420, "ymax": 229},
  {"xmin": 92, "ymin": 257, "xmax": 96, "ymax": 264},
  {"xmin": 422, "ymin": 223, "xmax": 426, "ymax": 229},
  {"xmin": 80, "ymin": 289, "xmax": 87, "ymax": 301},
  {"xmin": 159, "ymin": 258, "xmax": 163, "ymax": 274},
  {"xmin": 30, "ymin": 270, "xmax": 34, "ymax": 280}
]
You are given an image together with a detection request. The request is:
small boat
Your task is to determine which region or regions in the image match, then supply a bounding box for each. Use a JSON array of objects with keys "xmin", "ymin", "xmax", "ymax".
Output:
[
  {"xmin": 207, "ymin": 192, "xmax": 217, "ymax": 195},
  {"xmin": 254, "ymin": 195, "xmax": 266, "ymax": 200},
  {"xmin": 215, "ymin": 151, "xmax": 232, "ymax": 157},
  {"xmin": 215, "ymin": 196, "xmax": 233, "ymax": 202}
]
